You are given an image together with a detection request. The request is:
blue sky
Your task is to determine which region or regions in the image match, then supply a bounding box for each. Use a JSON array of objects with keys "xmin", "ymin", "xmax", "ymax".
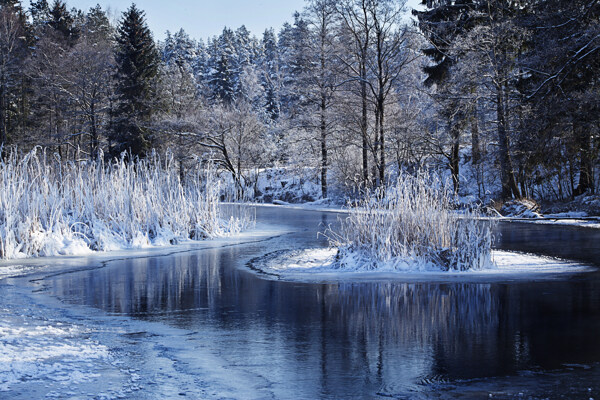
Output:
[{"xmin": 29, "ymin": 0, "xmax": 422, "ymax": 41}]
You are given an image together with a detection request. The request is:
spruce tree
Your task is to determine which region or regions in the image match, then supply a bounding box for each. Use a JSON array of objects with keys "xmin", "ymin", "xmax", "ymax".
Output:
[
  {"xmin": 112, "ymin": 3, "xmax": 159, "ymax": 158},
  {"xmin": 30, "ymin": 0, "xmax": 50, "ymax": 25},
  {"xmin": 207, "ymin": 28, "xmax": 237, "ymax": 104},
  {"xmin": 261, "ymin": 29, "xmax": 279, "ymax": 120},
  {"xmin": 48, "ymin": 0, "xmax": 77, "ymax": 42},
  {"xmin": 84, "ymin": 4, "xmax": 113, "ymax": 42}
]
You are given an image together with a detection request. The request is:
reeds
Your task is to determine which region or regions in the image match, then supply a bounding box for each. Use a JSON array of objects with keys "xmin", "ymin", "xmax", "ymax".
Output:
[
  {"xmin": 0, "ymin": 148, "xmax": 253, "ymax": 259},
  {"xmin": 325, "ymin": 173, "xmax": 494, "ymax": 271}
]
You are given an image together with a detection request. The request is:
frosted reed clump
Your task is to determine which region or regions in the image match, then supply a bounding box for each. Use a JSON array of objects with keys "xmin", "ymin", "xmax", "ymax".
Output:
[
  {"xmin": 0, "ymin": 148, "xmax": 253, "ymax": 259},
  {"xmin": 326, "ymin": 173, "xmax": 495, "ymax": 272}
]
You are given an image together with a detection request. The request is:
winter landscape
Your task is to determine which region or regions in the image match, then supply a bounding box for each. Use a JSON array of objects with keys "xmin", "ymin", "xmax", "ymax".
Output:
[{"xmin": 1, "ymin": 0, "xmax": 599, "ymax": 399}]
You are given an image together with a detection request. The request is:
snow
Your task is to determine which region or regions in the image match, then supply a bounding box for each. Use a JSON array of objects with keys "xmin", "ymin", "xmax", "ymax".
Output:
[
  {"xmin": 0, "ymin": 320, "xmax": 108, "ymax": 392},
  {"xmin": 546, "ymin": 211, "xmax": 589, "ymax": 218},
  {"xmin": 242, "ymin": 200, "xmax": 347, "ymax": 214},
  {"xmin": 0, "ymin": 285, "xmax": 125, "ymax": 396},
  {"xmin": 500, "ymin": 217, "xmax": 600, "ymax": 230},
  {"xmin": 248, "ymin": 248, "xmax": 594, "ymax": 282}
]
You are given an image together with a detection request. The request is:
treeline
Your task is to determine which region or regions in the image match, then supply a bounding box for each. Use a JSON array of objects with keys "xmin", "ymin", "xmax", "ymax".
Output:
[
  {"xmin": 416, "ymin": 0, "xmax": 599, "ymax": 201},
  {"xmin": 0, "ymin": 0, "xmax": 598, "ymax": 202}
]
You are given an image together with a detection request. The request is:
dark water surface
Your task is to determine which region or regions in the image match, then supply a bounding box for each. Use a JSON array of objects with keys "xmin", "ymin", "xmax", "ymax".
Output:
[{"xmin": 44, "ymin": 208, "xmax": 600, "ymax": 398}]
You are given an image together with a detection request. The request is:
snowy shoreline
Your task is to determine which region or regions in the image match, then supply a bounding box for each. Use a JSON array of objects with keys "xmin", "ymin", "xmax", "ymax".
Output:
[
  {"xmin": 246, "ymin": 248, "xmax": 596, "ymax": 283},
  {"xmin": 0, "ymin": 225, "xmax": 289, "ymax": 281}
]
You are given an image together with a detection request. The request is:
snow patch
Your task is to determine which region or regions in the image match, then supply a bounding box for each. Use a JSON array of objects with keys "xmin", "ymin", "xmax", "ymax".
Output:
[
  {"xmin": 248, "ymin": 248, "xmax": 594, "ymax": 282},
  {"xmin": 499, "ymin": 199, "xmax": 542, "ymax": 218},
  {"xmin": 0, "ymin": 316, "xmax": 109, "ymax": 392}
]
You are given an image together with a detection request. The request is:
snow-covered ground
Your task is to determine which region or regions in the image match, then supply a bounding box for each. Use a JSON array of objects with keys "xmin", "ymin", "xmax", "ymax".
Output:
[
  {"xmin": 232, "ymin": 162, "xmax": 600, "ymax": 228},
  {"xmin": 247, "ymin": 248, "xmax": 594, "ymax": 282},
  {"xmin": 0, "ymin": 284, "xmax": 139, "ymax": 398}
]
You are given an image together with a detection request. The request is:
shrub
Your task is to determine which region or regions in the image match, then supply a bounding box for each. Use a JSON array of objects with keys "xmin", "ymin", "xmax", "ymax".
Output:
[{"xmin": 325, "ymin": 173, "xmax": 495, "ymax": 271}]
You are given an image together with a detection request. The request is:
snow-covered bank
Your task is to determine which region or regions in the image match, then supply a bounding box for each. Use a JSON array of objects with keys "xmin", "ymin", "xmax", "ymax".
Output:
[
  {"xmin": 498, "ymin": 216, "xmax": 600, "ymax": 230},
  {"xmin": 0, "ymin": 224, "xmax": 288, "ymax": 281},
  {"xmin": 0, "ymin": 150, "xmax": 254, "ymax": 260},
  {"xmin": 247, "ymin": 248, "xmax": 595, "ymax": 282}
]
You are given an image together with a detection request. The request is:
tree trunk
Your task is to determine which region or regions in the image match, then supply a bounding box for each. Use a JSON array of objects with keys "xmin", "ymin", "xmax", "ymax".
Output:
[
  {"xmin": 379, "ymin": 101, "xmax": 385, "ymax": 186},
  {"xmin": 450, "ymin": 121, "xmax": 460, "ymax": 194},
  {"xmin": 90, "ymin": 101, "xmax": 98, "ymax": 160},
  {"xmin": 0, "ymin": 72, "xmax": 6, "ymax": 146},
  {"xmin": 496, "ymin": 85, "xmax": 520, "ymax": 199},
  {"xmin": 573, "ymin": 121, "xmax": 594, "ymax": 196},
  {"xmin": 471, "ymin": 106, "xmax": 480, "ymax": 166},
  {"xmin": 471, "ymin": 105, "xmax": 482, "ymax": 198},
  {"xmin": 373, "ymin": 107, "xmax": 380, "ymax": 186},
  {"xmin": 320, "ymin": 93, "xmax": 328, "ymax": 199},
  {"xmin": 360, "ymin": 58, "xmax": 369, "ymax": 188}
]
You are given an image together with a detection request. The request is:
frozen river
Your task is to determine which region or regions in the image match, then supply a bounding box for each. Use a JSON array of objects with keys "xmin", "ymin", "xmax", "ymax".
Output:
[{"xmin": 2, "ymin": 206, "xmax": 600, "ymax": 399}]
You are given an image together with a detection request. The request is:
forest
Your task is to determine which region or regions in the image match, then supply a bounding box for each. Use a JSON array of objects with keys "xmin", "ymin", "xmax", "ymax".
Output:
[{"xmin": 0, "ymin": 0, "xmax": 598, "ymax": 206}]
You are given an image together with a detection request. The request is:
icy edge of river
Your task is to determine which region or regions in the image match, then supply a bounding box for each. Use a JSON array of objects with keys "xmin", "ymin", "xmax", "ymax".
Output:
[
  {"xmin": 247, "ymin": 248, "xmax": 596, "ymax": 283},
  {"xmin": 0, "ymin": 224, "xmax": 290, "ymax": 281}
]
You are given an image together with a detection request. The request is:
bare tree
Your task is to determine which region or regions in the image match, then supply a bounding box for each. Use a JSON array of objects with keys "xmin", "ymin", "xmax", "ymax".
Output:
[
  {"xmin": 197, "ymin": 100, "xmax": 268, "ymax": 199},
  {"xmin": 337, "ymin": 0, "xmax": 374, "ymax": 187},
  {"xmin": 366, "ymin": 0, "xmax": 415, "ymax": 185}
]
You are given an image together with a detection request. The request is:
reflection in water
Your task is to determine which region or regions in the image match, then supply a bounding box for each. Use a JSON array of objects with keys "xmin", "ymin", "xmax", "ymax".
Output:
[{"xmin": 45, "ymin": 209, "xmax": 600, "ymax": 398}]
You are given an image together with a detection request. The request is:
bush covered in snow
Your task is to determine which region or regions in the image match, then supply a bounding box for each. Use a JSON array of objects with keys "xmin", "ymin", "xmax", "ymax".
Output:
[
  {"xmin": 0, "ymin": 149, "xmax": 253, "ymax": 259},
  {"xmin": 325, "ymin": 173, "xmax": 495, "ymax": 272},
  {"xmin": 497, "ymin": 199, "xmax": 542, "ymax": 218}
]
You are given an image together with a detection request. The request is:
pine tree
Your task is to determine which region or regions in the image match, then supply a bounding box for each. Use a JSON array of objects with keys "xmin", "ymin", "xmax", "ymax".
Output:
[
  {"xmin": 414, "ymin": 0, "xmax": 478, "ymax": 194},
  {"xmin": 522, "ymin": 0, "xmax": 600, "ymax": 196},
  {"xmin": 111, "ymin": 3, "xmax": 159, "ymax": 158},
  {"xmin": 162, "ymin": 28, "xmax": 197, "ymax": 68},
  {"xmin": 30, "ymin": 0, "xmax": 50, "ymax": 25},
  {"xmin": 415, "ymin": 0, "xmax": 525, "ymax": 199},
  {"xmin": 278, "ymin": 13, "xmax": 311, "ymax": 117}
]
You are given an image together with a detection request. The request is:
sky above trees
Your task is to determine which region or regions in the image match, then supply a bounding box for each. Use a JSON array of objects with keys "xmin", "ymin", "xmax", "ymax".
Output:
[{"xmin": 46, "ymin": 0, "xmax": 422, "ymax": 40}]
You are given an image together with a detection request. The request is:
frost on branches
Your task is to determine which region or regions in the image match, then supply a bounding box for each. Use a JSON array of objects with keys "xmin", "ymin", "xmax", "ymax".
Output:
[{"xmin": 0, "ymin": 149, "xmax": 253, "ymax": 259}]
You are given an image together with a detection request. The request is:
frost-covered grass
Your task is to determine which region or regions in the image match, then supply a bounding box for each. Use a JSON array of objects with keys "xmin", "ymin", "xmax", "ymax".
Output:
[
  {"xmin": 0, "ymin": 149, "xmax": 253, "ymax": 259},
  {"xmin": 325, "ymin": 173, "xmax": 495, "ymax": 272}
]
